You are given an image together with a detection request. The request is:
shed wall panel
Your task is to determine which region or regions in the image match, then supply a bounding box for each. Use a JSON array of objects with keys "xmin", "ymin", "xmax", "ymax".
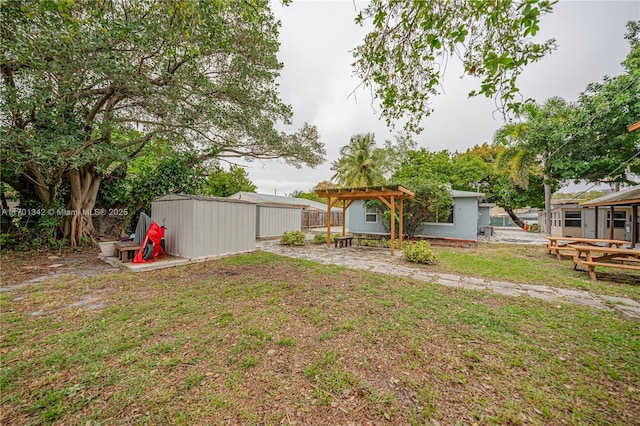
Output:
[
  {"xmin": 152, "ymin": 199, "xmax": 195, "ymax": 257},
  {"xmin": 152, "ymin": 195, "xmax": 256, "ymax": 259},
  {"xmin": 256, "ymin": 206, "xmax": 302, "ymax": 238}
]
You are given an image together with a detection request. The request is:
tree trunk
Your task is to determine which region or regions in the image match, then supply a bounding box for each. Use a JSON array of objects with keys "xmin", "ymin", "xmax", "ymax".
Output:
[
  {"xmin": 63, "ymin": 165, "xmax": 102, "ymax": 247},
  {"xmin": 544, "ymin": 173, "xmax": 552, "ymax": 236},
  {"xmin": 504, "ymin": 208, "xmax": 525, "ymax": 228}
]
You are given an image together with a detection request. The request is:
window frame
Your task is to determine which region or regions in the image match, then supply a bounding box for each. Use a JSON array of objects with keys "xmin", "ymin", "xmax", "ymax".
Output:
[
  {"xmin": 364, "ymin": 206, "xmax": 378, "ymax": 223},
  {"xmin": 425, "ymin": 205, "xmax": 454, "ymax": 225},
  {"xmin": 605, "ymin": 211, "xmax": 626, "ymax": 229},
  {"xmin": 563, "ymin": 210, "xmax": 582, "ymax": 228}
]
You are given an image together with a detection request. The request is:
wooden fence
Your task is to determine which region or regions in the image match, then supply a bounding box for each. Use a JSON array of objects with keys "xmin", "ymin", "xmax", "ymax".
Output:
[{"xmin": 302, "ymin": 210, "xmax": 342, "ymax": 229}]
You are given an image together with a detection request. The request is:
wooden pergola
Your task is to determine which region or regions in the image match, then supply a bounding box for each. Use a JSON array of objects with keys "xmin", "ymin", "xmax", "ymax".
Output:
[{"xmin": 314, "ymin": 185, "xmax": 415, "ymax": 255}]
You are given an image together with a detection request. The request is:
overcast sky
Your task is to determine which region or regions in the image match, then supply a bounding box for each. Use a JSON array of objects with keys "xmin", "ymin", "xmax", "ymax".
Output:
[{"xmin": 243, "ymin": 0, "xmax": 639, "ymax": 196}]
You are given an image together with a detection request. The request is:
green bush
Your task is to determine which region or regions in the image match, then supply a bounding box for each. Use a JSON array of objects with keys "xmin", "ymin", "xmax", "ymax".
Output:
[
  {"xmin": 313, "ymin": 233, "xmax": 339, "ymax": 244},
  {"xmin": 280, "ymin": 231, "xmax": 306, "ymax": 246},
  {"xmin": 403, "ymin": 240, "xmax": 436, "ymax": 264}
]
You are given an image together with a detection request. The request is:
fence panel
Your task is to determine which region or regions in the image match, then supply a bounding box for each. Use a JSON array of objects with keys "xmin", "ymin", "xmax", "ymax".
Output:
[{"xmin": 302, "ymin": 210, "xmax": 342, "ymax": 228}]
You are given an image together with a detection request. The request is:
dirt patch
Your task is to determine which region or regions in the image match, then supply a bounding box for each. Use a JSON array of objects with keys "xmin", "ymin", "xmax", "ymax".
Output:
[{"xmin": 0, "ymin": 247, "xmax": 119, "ymax": 289}]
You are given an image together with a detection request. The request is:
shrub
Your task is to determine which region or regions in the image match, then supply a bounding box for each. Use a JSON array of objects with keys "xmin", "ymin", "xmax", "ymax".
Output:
[
  {"xmin": 280, "ymin": 231, "xmax": 306, "ymax": 246},
  {"xmin": 403, "ymin": 240, "xmax": 436, "ymax": 264},
  {"xmin": 313, "ymin": 233, "xmax": 339, "ymax": 244}
]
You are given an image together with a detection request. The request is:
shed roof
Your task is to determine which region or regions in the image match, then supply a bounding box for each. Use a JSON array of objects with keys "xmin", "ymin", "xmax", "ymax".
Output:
[
  {"xmin": 580, "ymin": 185, "xmax": 640, "ymax": 207},
  {"xmin": 154, "ymin": 193, "xmax": 254, "ymax": 204},
  {"xmin": 230, "ymin": 192, "xmax": 333, "ymax": 211}
]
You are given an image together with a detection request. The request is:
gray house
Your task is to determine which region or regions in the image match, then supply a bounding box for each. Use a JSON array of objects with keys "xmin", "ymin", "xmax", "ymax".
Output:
[
  {"xmin": 347, "ymin": 190, "xmax": 490, "ymax": 241},
  {"xmin": 151, "ymin": 193, "xmax": 256, "ymax": 259}
]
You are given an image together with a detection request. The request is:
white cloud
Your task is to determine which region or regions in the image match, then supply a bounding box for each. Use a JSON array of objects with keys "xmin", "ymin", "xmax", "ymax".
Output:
[{"xmin": 247, "ymin": 0, "xmax": 639, "ymax": 195}]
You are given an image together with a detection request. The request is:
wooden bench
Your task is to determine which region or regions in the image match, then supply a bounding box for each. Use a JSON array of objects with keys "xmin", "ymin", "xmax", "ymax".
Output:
[
  {"xmin": 114, "ymin": 241, "xmax": 140, "ymax": 262},
  {"xmin": 545, "ymin": 237, "xmax": 628, "ymax": 260},
  {"xmin": 569, "ymin": 244, "xmax": 640, "ymax": 281},
  {"xmin": 334, "ymin": 235, "xmax": 353, "ymax": 248}
]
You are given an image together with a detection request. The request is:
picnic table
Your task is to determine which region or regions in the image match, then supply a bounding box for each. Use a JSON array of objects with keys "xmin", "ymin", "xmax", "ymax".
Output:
[
  {"xmin": 569, "ymin": 244, "xmax": 640, "ymax": 281},
  {"xmin": 545, "ymin": 236, "xmax": 628, "ymax": 260}
]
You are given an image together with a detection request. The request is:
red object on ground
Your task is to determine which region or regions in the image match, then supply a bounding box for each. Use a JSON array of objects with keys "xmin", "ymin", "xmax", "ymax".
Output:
[{"xmin": 133, "ymin": 221, "xmax": 166, "ymax": 263}]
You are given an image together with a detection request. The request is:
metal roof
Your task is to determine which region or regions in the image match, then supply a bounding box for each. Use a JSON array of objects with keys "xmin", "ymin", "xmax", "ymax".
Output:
[
  {"xmin": 581, "ymin": 185, "xmax": 640, "ymax": 207},
  {"xmin": 229, "ymin": 192, "xmax": 335, "ymax": 211}
]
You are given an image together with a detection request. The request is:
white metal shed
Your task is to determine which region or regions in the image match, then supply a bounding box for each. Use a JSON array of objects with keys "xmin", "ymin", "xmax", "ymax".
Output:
[
  {"xmin": 256, "ymin": 204, "xmax": 303, "ymax": 238},
  {"xmin": 151, "ymin": 194, "xmax": 256, "ymax": 259}
]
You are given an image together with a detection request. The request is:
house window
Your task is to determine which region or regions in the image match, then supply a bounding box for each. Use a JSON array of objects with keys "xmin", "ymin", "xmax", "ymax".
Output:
[
  {"xmin": 425, "ymin": 206, "xmax": 454, "ymax": 224},
  {"xmin": 365, "ymin": 206, "xmax": 378, "ymax": 223},
  {"xmin": 564, "ymin": 211, "xmax": 581, "ymax": 228},
  {"xmin": 606, "ymin": 211, "xmax": 626, "ymax": 228}
]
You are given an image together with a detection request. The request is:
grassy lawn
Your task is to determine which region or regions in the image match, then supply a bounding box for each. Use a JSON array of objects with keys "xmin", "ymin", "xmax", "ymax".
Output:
[
  {"xmin": 1, "ymin": 249, "xmax": 638, "ymax": 425},
  {"xmin": 429, "ymin": 243, "xmax": 640, "ymax": 300}
]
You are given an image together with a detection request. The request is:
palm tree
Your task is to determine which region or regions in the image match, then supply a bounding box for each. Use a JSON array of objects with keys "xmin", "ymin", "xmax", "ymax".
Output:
[
  {"xmin": 494, "ymin": 98, "xmax": 575, "ymax": 235},
  {"xmin": 331, "ymin": 133, "xmax": 385, "ymax": 187}
]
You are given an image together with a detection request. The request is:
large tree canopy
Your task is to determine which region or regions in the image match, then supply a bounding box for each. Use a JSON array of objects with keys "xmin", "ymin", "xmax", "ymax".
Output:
[
  {"xmin": 1, "ymin": 0, "xmax": 325, "ymax": 245},
  {"xmin": 353, "ymin": 0, "xmax": 556, "ymax": 133},
  {"xmin": 557, "ymin": 21, "xmax": 640, "ymax": 186}
]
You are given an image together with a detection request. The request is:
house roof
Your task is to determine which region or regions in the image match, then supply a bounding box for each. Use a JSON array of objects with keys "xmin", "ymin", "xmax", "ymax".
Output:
[
  {"xmin": 451, "ymin": 190, "xmax": 485, "ymax": 198},
  {"xmin": 581, "ymin": 185, "xmax": 640, "ymax": 207},
  {"xmin": 229, "ymin": 192, "xmax": 335, "ymax": 211}
]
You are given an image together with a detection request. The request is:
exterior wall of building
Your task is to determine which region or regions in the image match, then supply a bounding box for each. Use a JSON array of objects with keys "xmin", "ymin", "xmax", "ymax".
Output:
[
  {"xmin": 414, "ymin": 196, "xmax": 479, "ymax": 240},
  {"xmin": 346, "ymin": 200, "xmax": 386, "ymax": 234},
  {"xmin": 478, "ymin": 205, "xmax": 493, "ymax": 233},
  {"xmin": 152, "ymin": 194, "xmax": 256, "ymax": 259},
  {"xmin": 545, "ymin": 205, "xmax": 633, "ymax": 240},
  {"xmin": 256, "ymin": 205, "xmax": 302, "ymax": 238},
  {"xmin": 347, "ymin": 197, "xmax": 481, "ymax": 241}
]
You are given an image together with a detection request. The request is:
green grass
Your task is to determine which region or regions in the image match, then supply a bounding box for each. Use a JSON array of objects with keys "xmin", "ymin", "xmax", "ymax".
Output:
[
  {"xmin": 1, "ymin": 250, "xmax": 638, "ymax": 425},
  {"xmin": 430, "ymin": 243, "xmax": 640, "ymax": 298}
]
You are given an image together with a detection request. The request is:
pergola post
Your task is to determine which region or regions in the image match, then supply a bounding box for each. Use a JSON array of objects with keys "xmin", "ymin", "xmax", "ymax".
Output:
[
  {"xmin": 399, "ymin": 199, "xmax": 404, "ymax": 250},
  {"xmin": 390, "ymin": 195, "xmax": 395, "ymax": 256},
  {"xmin": 342, "ymin": 202, "xmax": 347, "ymax": 236},
  {"xmin": 326, "ymin": 196, "xmax": 332, "ymax": 247}
]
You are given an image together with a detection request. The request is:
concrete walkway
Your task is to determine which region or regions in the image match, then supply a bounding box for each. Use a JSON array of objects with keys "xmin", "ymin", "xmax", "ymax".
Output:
[{"xmin": 258, "ymin": 229, "xmax": 640, "ymax": 322}]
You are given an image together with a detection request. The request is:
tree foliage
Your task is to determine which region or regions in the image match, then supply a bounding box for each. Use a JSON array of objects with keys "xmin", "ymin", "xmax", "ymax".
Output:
[
  {"xmin": 331, "ymin": 133, "xmax": 385, "ymax": 187},
  {"xmin": 1, "ymin": 0, "xmax": 324, "ymax": 246},
  {"xmin": 353, "ymin": 0, "xmax": 557, "ymax": 133},
  {"xmin": 201, "ymin": 165, "xmax": 256, "ymax": 198},
  {"xmin": 557, "ymin": 21, "xmax": 640, "ymax": 185}
]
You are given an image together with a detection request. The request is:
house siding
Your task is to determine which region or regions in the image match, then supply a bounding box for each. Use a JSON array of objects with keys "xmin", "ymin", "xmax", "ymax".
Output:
[
  {"xmin": 545, "ymin": 205, "xmax": 633, "ymax": 240},
  {"xmin": 347, "ymin": 196, "xmax": 481, "ymax": 241}
]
